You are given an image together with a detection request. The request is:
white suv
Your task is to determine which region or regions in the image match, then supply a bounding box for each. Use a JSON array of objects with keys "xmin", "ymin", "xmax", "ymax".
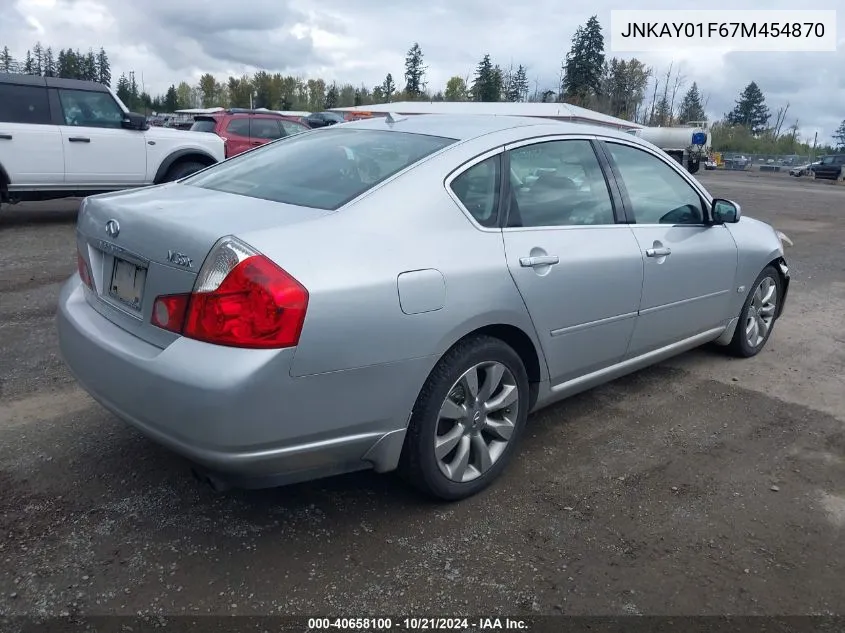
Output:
[{"xmin": 0, "ymin": 72, "xmax": 225, "ymax": 205}]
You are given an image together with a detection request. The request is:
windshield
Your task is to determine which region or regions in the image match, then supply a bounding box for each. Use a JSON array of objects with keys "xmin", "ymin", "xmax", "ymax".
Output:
[{"xmin": 182, "ymin": 128, "xmax": 456, "ymax": 210}]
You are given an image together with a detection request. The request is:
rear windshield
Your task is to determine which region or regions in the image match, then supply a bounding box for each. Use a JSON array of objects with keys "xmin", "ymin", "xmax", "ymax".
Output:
[
  {"xmin": 190, "ymin": 118, "xmax": 217, "ymax": 133},
  {"xmin": 182, "ymin": 128, "xmax": 456, "ymax": 210}
]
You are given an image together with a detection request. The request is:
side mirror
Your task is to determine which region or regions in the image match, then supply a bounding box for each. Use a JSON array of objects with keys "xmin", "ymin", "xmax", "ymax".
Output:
[
  {"xmin": 712, "ymin": 198, "xmax": 741, "ymax": 224},
  {"xmin": 121, "ymin": 112, "xmax": 149, "ymax": 131}
]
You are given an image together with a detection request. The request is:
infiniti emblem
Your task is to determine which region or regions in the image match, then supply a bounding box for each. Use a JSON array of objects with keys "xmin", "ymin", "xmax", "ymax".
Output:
[{"xmin": 105, "ymin": 219, "xmax": 120, "ymax": 238}]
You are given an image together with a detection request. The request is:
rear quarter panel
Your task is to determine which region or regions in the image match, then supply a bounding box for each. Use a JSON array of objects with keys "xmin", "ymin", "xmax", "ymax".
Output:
[
  {"xmin": 725, "ymin": 216, "xmax": 785, "ymax": 316},
  {"xmin": 239, "ymin": 136, "xmax": 547, "ymax": 380}
]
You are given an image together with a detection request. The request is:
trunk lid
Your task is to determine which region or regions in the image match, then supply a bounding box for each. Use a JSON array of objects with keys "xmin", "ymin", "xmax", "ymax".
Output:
[{"xmin": 76, "ymin": 182, "xmax": 331, "ymax": 348}]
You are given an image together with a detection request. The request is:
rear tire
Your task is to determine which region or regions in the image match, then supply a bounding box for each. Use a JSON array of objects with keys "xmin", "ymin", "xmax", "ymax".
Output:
[
  {"xmin": 164, "ymin": 161, "xmax": 206, "ymax": 182},
  {"xmin": 399, "ymin": 335, "xmax": 529, "ymax": 501},
  {"xmin": 727, "ymin": 265, "xmax": 782, "ymax": 358}
]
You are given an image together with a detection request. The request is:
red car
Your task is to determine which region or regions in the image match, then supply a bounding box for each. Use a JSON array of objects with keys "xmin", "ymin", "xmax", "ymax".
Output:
[{"xmin": 190, "ymin": 109, "xmax": 311, "ymax": 158}]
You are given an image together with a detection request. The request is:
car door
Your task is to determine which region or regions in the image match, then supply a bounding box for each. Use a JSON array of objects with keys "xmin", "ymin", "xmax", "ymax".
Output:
[
  {"xmin": 248, "ymin": 117, "xmax": 283, "ymax": 149},
  {"xmin": 56, "ymin": 87, "xmax": 146, "ymax": 187},
  {"xmin": 0, "ymin": 81, "xmax": 64, "ymax": 189},
  {"xmin": 498, "ymin": 137, "xmax": 645, "ymax": 386},
  {"xmin": 600, "ymin": 140, "xmax": 739, "ymax": 357},
  {"xmin": 223, "ymin": 117, "xmax": 251, "ymax": 157}
]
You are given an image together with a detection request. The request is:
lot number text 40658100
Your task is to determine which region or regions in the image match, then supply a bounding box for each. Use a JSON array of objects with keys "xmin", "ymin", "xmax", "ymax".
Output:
[{"xmin": 306, "ymin": 617, "xmax": 529, "ymax": 630}]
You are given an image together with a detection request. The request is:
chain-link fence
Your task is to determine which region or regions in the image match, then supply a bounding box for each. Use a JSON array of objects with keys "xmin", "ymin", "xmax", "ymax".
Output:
[{"xmin": 713, "ymin": 153, "xmax": 820, "ymax": 171}]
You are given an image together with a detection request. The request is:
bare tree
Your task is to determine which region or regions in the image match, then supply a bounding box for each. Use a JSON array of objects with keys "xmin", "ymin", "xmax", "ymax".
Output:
[
  {"xmin": 772, "ymin": 102, "xmax": 790, "ymax": 139},
  {"xmin": 668, "ymin": 65, "xmax": 686, "ymax": 122},
  {"xmin": 647, "ymin": 73, "xmax": 661, "ymax": 125}
]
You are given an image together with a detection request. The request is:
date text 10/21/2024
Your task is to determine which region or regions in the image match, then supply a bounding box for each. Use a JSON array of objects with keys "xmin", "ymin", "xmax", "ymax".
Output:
[{"xmin": 307, "ymin": 617, "xmax": 529, "ymax": 630}]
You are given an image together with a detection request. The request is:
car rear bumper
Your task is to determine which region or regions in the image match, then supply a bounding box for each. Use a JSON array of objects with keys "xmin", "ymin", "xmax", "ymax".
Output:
[{"xmin": 57, "ymin": 276, "xmax": 434, "ymax": 485}]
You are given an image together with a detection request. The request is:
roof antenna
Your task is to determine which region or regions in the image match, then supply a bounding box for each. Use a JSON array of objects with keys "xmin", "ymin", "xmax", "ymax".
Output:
[{"xmin": 385, "ymin": 112, "xmax": 407, "ymax": 124}]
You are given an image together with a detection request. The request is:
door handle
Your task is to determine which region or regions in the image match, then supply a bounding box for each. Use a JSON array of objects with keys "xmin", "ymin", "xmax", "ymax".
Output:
[
  {"xmin": 0, "ymin": 133, "xmax": 12, "ymax": 140},
  {"xmin": 646, "ymin": 247, "xmax": 672, "ymax": 257},
  {"xmin": 250, "ymin": 141, "xmax": 262, "ymax": 146},
  {"xmin": 68, "ymin": 137, "xmax": 91, "ymax": 143},
  {"xmin": 519, "ymin": 255, "xmax": 560, "ymax": 267}
]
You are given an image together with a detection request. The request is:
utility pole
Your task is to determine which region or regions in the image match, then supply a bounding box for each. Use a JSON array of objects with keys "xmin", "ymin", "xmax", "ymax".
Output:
[{"xmin": 811, "ymin": 131, "xmax": 818, "ymax": 162}]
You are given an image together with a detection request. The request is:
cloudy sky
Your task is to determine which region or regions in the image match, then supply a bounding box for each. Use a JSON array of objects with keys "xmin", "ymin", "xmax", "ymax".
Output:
[{"xmin": 1, "ymin": 0, "xmax": 842, "ymax": 142}]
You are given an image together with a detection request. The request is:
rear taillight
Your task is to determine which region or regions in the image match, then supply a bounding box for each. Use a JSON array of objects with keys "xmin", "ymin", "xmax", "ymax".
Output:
[
  {"xmin": 77, "ymin": 247, "xmax": 93, "ymax": 290},
  {"xmin": 150, "ymin": 237, "xmax": 309, "ymax": 349}
]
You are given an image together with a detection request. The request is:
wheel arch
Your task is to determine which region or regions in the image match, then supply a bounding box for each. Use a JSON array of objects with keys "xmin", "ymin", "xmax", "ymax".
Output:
[
  {"xmin": 0, "ymin": 161, "xmax": 10, "ymax": 203},
  {"xmin": 435, "ymin": 319, "xmax": 547, "ymax": 411},
  {"xmin": 153, "ymin": 149, "xmax": 217, "ymax": 184}
]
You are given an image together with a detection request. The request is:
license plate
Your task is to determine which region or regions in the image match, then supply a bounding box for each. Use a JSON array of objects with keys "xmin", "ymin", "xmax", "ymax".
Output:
[{"xmin": 108, "ymin": 257, "xmax": 146, "ymax": 310}]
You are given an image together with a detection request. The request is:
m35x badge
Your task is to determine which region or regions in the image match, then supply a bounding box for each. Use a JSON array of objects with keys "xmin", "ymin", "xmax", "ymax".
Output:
[{"xmin": 167, "ymin": 250, "xmax": 193, "ymax": 268}]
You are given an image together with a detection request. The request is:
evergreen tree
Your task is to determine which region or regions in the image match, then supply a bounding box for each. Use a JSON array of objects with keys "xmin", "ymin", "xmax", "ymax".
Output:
[
  {"xmin": 324, "ymin": 83, "xmax": 339, "ymax": 109},
  {"xmin": 33, "ymin": 42, "xmax": 43, "ymax": 75},
  {"xmin": 677, "ymin": 82, "xmax": 706, "ymax": 123},
  {"xmin": 0, "ymin": 47, "xmax": 12, "ymax": 73},
  {"xmin": 82, "ymin": 50, "xmax": 97, "ymax": 81},
  {"xmin": 95, "ymin": 48, "xmax": 111, "ymax": 86},
  {"xmin": 725, "ymin": 81, "xmax": 770, "ymax": 135},
  {"xmin": 471, "ymin": 54, "xmax": 501, "ymax": 102},
  {"xmin": 43, "ymin": 47, "xmax": 55, "ymax": 77},
  {"xmin": 403, "ymin": 43, "xmax": 426, "ymax": 99},
  {"xmin": 833, "ymin": 120, "xmax": 845, "ymax": 150},
  {"xmin": 23, "ymin": 50, "xmax": 34, "ymax": 75},
  {"xmin": 381, "ymin": 73, "xmax": 395, "ymax": 102},
  {"xmin": 562, "ymin": 15, "xmax": 605, "ymax": 106},
  {"xmin": 504, "ymin": 64, "xmax": 529, "ymax": 102},
  {"xmin": 163, "ymin": 85, "xmax": 179, "ymax": 112},
  {"xmin": 115, "ymin": 73, "xmax": 132, "ymax": 106}
]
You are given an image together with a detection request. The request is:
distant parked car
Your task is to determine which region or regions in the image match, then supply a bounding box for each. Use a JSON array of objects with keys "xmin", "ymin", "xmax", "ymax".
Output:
[
  {"xmin": 704, "ymin": 159, "xmax": 717, "ymax": 170},
  {"xmin": 789, "ymin": 162, "xmax": 818, "ymax": 177},
  {"xmin": 58, "ymin": 114, "xmax": 792, "ymax": 501},
  {"xmin": 809, "ymin": 154, "xmax": 845, "ymax": 181},
  {"xmin": 190, "ymin": 109, "xmax": 310, "ymax": 158},
  {"xmin": 304, "ymin": 111, "xmax": 345, "ymax": 128}
]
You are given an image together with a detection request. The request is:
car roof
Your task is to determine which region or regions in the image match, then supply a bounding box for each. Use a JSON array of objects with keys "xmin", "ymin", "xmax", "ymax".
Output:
[
  {"xmin": 339, "ymin": 114, "xmax": 638, "ymax": 143},
  {"xmin": 0, "ymin": 72, "xmax": 110, "ymax": 93},
  {"xmin": 206, "ymin": 110, "xmax": 299, "ymax": 119}
]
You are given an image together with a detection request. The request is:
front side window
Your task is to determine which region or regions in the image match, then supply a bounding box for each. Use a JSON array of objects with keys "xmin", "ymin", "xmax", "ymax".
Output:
[
  {"xmin": 57, "ymin": 89, "xmax": 124, "ymax": 128},
  {"xmin": 450, "ymin": 155, "xmax": 501, "ymax": 227},
  {"xmin": 507, "ymin": 139, "xmax": 615, "ymax": 227},
  {"xmin": 0, "ymin": 84, "xmax": 51, "ymax": 124},
  {"xmin": 183, "ymin": 128, "xmax": 455, "ymax": 211},
  {"xmin": 605, "ymin": 142, "xmax": 705, "ymax": 225},
  {"xmin": 280, "ymin": 120, "xmax": 308, "ymax": 136},
  {"xmin": 250, "ymin": 118, "xmax": 282, "ymax": 140}
]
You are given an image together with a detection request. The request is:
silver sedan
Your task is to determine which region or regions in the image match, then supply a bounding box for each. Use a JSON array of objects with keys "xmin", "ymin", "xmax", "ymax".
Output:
[{"xmin": 57, "ymin": 114, "xmax": 791, "ymax": 500}]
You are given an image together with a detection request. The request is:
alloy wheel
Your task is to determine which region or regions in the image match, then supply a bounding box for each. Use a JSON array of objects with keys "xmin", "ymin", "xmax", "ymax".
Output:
[{"xmin": 434, "ymin": 361, "xmax": 519, "ymax": 483}]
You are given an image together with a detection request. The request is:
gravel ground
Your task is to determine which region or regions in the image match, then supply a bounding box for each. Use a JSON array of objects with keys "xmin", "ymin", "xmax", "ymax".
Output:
[{"xmin": 1, "ymin": 171, "xmax": 844, "ymax": 619}]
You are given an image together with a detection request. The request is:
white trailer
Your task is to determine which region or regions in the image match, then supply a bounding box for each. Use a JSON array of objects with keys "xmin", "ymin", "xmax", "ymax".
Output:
[{"xmin": 625, "ymin": 123, "xmax": 711, "ymax": 174}]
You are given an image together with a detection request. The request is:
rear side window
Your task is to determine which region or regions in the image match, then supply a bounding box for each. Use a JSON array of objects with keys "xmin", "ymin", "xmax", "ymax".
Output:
[
  {"xmin": 225, "ymin": 118, "xmax": 250, "ymax": 137},
  {"xmin": 450, "ymin": 155, "xmax": 501, "ymax": 227},
  {"xmin": 183, "ymin": 128, "xmax": 456, "ymax": 211},
  {"xmin": 250, "ymin": 118, "xmax": 282, "ymax": 140},
  {"xmin": 0, "ymin": 84, "xmax": 52, "ymax": 124},
  {"xmin": 190, "ymin": 118, "xmax": 218, "ymax": 133}
]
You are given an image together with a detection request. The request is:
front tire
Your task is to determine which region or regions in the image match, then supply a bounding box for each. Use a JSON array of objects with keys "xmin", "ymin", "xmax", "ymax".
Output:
[
  {"xmin": 164, "ymin": 161, "xmax": 206, "ymax": 182},
  {"xmin": 727, "ymin": 266, "xmax": 782, "ymax": 358},
  {"xmin": 400, "ymin": 336, "xmax": 529, "ymax": 501}
]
